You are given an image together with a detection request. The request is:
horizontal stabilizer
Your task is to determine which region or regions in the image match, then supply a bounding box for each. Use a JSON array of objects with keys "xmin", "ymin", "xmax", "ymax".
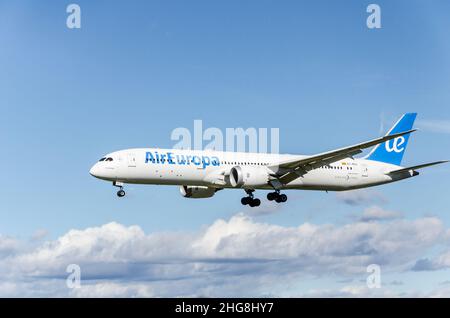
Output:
[{"xmin": 387, "ymin": 160, "xmax": 449, "ymax": 175}]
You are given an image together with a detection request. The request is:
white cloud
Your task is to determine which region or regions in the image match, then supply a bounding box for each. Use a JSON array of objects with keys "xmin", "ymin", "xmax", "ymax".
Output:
[
  {"xmin": 428, "ymin": 286, "xmax": 450, "ymax": 297},
  {"xmin": 358, "ymin": 206, "xmax": 403, "ymax": 222},
  {"xmin": 31, "ymin": 229, "xmax": 49, "ymax": 241},
  {"xmin": 417, "ymin": 120, "xmax": 450, "ymax": 134},
  {"xmin": 71, "ymin": 282, "xmax": 155, "ymax": 298},
  {"xmin": 302, "ymin": 284, "xmax": 450, "ymax": 298},
  {"xmin": 0, "ymin": 235, "xmax": 20, "ymax": 257},
  {"xmin": 301, "ymin": 284, "xmax": 404, "ymax": 297},
  {"xmin": 0, "ymin": 213, "xmax": 448, "ymax": 297},
  {"xmin": 412, "ymin": 250, "xmax": 450, "ymax": 272},
  {"xmin": 436, "ymin": 251, "xmax": 450, "ymax": 269},
  {"xmin": 336, "ymin": 189, "xmax": 387, "ymax": 206},
  {"xmin": 389, "ymin": 280, "xmax": 404, "ymax": 286}
]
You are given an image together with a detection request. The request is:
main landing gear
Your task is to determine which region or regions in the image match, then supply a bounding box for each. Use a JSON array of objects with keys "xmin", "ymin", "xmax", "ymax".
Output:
[
  {"xmin": 241, "ymin": 189, "xmax": 261, "ymax": 207},
  {"xmin": 241, "ymin": 189, "xmax": 288, "ymax": 207},
  {"xmin": 113, "ymin": 181, "xmax": 126, "ymax": 198},
  {"xmin": 267, "ymin": 190, "xmax": 287, "ymax": 203}
]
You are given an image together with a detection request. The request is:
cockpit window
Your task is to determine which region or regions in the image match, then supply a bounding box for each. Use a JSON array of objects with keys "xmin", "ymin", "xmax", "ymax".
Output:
[{"xmin": 99, "ymin": 157, "xmax": 113, "ymax": 162}]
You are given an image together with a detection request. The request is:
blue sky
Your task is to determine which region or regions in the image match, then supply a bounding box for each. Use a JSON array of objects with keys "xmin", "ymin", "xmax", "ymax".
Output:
[{"xmin": 1, "ymin": 0, "xmax": 450, "ymax": 297}]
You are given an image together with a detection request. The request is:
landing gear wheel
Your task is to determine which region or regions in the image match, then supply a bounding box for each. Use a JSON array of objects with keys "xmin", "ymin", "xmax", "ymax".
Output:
[
  {"xmin": 249, "ymin": 198, "xmax": 261, "ymax": 207},
  {"xmin": 241, "ymin": 189, "xmax": 260, "ymax": 207},
  {"xmin": 267, "ymin": 192, "xmax": 276, "ymax": 201},
  {"xmin": 275, "ymin": 194, "xmax": 287, "ymax": 203},
  {"xmin": 113, "ymin": 181, "xmax": 125, "ymax": 198}
]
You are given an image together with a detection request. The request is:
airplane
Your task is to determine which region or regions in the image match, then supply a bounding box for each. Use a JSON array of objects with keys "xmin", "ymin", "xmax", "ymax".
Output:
[{"xmin": 89, "ymin": 113, "xmax": 447, "ymax": 207}]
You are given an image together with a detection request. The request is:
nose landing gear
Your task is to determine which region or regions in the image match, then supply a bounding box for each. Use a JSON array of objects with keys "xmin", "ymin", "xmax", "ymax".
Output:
[
  {"xmin": 267, "ymin": 190, "xmax": 287, "ymax": 203},
  {"xmin": 113, "ymin": 181, "xmax": 126, "ymax": 198},
  {"xmin": 241, "ymin": 189, "xmax": 261, "ymax": 207}
]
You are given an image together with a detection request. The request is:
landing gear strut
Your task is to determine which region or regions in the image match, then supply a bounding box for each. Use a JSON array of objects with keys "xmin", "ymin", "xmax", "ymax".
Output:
[
  {"xmin": 267, "ymin": 190, "xmax": 287, "ymax": 203},
  {"xmin": 113, "ymin": 181, "xmax": 126, "ymax": 198},
  {"xmin": 241, "ymin": 189, "xmax": 261, "ymax": 207}
]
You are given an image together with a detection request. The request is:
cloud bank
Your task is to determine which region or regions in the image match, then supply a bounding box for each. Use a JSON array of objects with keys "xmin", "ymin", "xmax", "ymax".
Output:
[{"xmin": 1, "ymin": 211, "xmax": 450, "ymax": 297}]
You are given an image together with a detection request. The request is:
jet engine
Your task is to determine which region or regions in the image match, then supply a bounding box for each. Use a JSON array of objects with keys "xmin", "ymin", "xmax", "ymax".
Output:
[
  {"xmin": 180, "ymin": 185, "xmax": 216, "ymax": 198},
  {"xmin": 229, "ymin": 166, "xmax": 270, "ymax": 188}
]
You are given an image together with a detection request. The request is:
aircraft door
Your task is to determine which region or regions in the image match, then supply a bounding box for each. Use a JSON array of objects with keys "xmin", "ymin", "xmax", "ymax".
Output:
[
  {"xmin": 127, "ymin": 152, "xmax": 137, "ymax": 167},
  {"xmin": 361, "ymin": 163, "xmax": 369, "ymax": 177},
  {"xmin": 346, "ymin": 162, "xmax": 361, "ymax": 186}
]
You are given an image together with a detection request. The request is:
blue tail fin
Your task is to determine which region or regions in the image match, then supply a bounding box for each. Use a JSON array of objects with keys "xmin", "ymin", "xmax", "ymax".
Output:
[{"xmin": 365, "ymin": 113, "xmax": 417, "ymax": 166}]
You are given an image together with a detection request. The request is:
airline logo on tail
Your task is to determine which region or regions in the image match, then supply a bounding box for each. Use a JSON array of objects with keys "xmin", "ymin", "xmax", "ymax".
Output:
[
  {"xmin": 385, "ymin": 136, "xmax": 406, "ymax": 153},
  {"xmin": 366, "ymin": 112, "xmax": 417, "ymax": 165}
]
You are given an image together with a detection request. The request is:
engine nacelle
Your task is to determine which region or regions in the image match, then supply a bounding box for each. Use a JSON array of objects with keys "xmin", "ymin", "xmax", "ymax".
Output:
[
  {"xmin": 180, "ymin": 185, "xmax": 216, "ymax": 199},
  {"xmin": 229, "ymin": 166, "xmax": 269, "ymax": 188}
]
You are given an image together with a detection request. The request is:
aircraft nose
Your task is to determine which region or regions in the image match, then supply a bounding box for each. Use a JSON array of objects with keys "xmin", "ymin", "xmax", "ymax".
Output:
[{"xmin": 89, "ymin": 164, "xmax": 99, "ymax": 177}]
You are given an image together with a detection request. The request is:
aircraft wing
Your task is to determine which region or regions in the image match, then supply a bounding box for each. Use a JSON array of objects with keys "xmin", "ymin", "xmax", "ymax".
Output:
[
  {"xmin": 269, "ymin": 129, "xmax": 416, "ymax": 185},
  {"xmin": 386, "ymin": 160, "xmax": 449, "ymax": 175}
]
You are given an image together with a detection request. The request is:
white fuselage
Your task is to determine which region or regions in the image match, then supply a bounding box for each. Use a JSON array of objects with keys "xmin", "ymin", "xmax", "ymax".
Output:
[{"xmin": 89, "ymin": 148, "xmax": 412, "ymax": 191}]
